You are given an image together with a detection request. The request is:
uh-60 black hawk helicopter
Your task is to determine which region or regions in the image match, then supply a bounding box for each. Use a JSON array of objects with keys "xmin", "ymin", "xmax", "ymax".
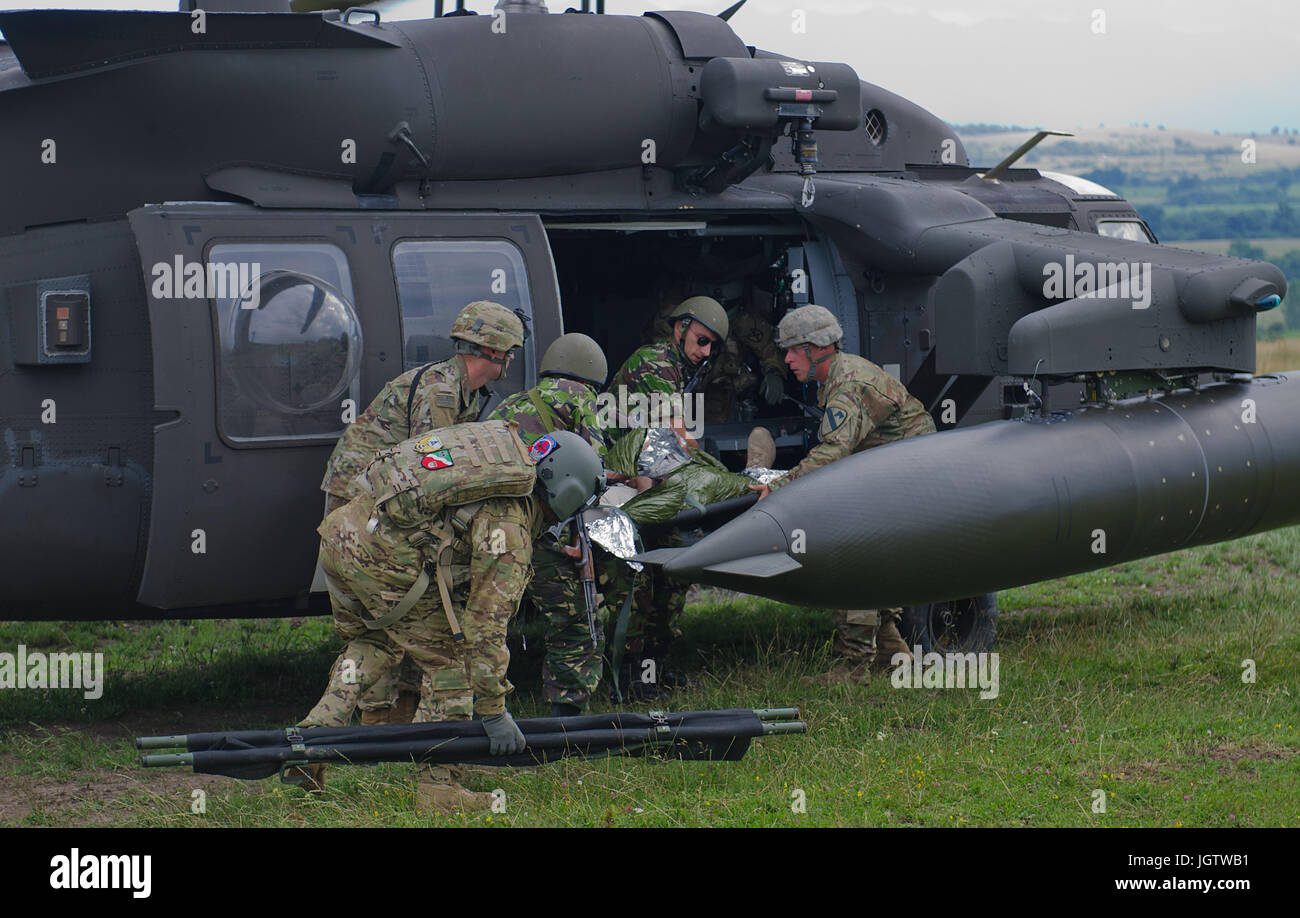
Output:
[{"xmin": 1, "ymin": 0, "xmax": 1296, "ymax": 655}]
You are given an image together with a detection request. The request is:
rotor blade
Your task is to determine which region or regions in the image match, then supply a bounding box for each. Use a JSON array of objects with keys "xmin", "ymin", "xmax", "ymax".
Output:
[
  {"xmin": 982, "ymin": 130, "xmax": 1072, "ymax": 182},
  {"xmin": 718, "ymin": 0, "xmax": 748, "ymax": 21}
]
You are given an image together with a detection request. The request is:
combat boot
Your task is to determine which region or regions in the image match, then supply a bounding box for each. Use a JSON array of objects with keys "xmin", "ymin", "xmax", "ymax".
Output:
[
  {"xmin": 746, "ymin": 426, "xmax": 776, "ymax": 469},
  {"xmin": 416, "ymin": 766, "xmax": 495, "ymax": 815},
  {"xmin": 392, "ymin": 690, "xmax": 420, "ymax": 724},
  {"xmin": 283, "ymin": 763, "xmax": 328, "ymax": 793},
  {"xmin": 871, "ymin": 609, "xmax": 913, "ymax": 672},
  {"xmin": 359, "ymin": 707, "xmax": 390, "ymax": 726}
]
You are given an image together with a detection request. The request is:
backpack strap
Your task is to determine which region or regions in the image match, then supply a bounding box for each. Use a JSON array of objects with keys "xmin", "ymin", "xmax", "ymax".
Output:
[
  {"xmin": 525, "ymin": 386, "xmax": 560, "ymax": 434},
  {"xmin": 406, "ymin": 362, "xmax": 437, "ymax": 432}
]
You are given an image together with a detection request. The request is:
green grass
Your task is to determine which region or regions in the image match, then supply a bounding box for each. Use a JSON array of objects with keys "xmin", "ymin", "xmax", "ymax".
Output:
[{"xmin": 2, "ymin": 528, "xmax": 1297, "ymax": 827}]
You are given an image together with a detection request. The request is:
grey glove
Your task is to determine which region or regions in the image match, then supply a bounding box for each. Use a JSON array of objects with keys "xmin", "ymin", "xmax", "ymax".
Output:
[
  {"xmin": 482, "ymin": 712, "xmax": 527, "ymax": 756},
  {"xmin": 760, "ymin": 370, "xmax": 785, "ymax": 405}
]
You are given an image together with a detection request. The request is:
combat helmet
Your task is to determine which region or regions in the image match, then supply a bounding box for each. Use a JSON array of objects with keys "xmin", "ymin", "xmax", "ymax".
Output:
[
  {"xmin": 775, "ymin": 304, "xmax": 842, "ymax": 381},
  {"xmin": 540, "ymin": 333, "xmax": 607, "ymax": 387},
  {"xmin": 451, "ymin": 300, "xmax": 526, "ymax": 365},
  {"xmin": 669, "ymin": 295, "xmax": 729, "ymax": 342},
  {"xmin": 529, "ymin": 430, "xmax": 605, "ymax": 520},
  {"xmin": 775, "ymin": 304, "xmax": 843, "ymax": 348}
]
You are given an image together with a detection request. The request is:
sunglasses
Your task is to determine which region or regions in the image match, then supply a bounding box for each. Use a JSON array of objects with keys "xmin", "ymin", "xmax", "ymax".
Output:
[{"xmin": 695, "ymin": 335, "xmax": 718, "ymax": 348}]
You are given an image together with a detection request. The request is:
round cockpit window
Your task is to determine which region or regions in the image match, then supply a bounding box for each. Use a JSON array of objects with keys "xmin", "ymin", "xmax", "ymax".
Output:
[
  {"xmin": 864, "ymin": 108, "xmax": 887, "ymax": 146},
  {"xmin": 223, "ymin": 270, "xmax": 362, "ymax": 415}
]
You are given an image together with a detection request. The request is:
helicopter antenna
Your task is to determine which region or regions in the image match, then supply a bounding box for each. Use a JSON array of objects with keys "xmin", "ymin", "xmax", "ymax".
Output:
[
  {"xmin": 717, "ymin": 0, "xmax": 748, "ymax": 20},
  {"xmin": 981, "ymin": 130, "xmax": 1072, "ymax": 182}
]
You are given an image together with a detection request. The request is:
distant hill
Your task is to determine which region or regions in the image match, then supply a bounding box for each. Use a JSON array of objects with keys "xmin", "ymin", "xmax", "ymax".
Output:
[
  {"xmin": 952, "ymin": 124, "xmax": 1300, "ymax": 335},
  {"xmin": 954, "ymin": 124, "xmax": 1300, "ymax": 183}
]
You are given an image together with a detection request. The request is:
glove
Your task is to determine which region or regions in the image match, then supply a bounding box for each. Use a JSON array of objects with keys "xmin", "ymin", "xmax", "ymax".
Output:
[
  {"xmin": 760, "ymin": 370, "xmax": 785, "ymax": 405},
  {"xmin": 482, "ymin": 712, "xmax": 527, "ymax": 756}
]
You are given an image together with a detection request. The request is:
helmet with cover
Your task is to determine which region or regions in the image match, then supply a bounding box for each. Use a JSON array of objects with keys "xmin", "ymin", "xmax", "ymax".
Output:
[{"xmin": 450, "ymin": 301, "xmax": 525, "ymax": 365}]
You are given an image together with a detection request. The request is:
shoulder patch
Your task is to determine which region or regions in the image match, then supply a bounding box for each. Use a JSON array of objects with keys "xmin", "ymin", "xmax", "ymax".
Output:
[
  {"xmin": 826, "ymin": 405, "xmax": 848, "ymax": 431},
  {"xmin": 421, "ymin": 449, "xmax": 454, "ymax": 470},
  {"xmin": 411, "ymin": 433, "xmax": 443, "ymax": 454},
  {"xmin": 434, "ymin": 385, "xmax": 457, "ymax": 409},
  {"xmin": 529, "ymin": 435, "xmax": 559, "ymax": 463}
]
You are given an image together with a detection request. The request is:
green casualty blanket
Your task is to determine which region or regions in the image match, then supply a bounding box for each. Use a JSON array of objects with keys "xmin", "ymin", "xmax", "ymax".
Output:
[{"xmin": 607, "ymin": 427, "xmax": 757, "ymax": 525}]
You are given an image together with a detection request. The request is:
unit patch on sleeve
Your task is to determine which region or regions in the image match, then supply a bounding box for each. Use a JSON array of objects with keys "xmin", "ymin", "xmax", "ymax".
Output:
[
  {"xmin": 411, "ymin": 433, "xmax": 444, "ymax": 454},
  {"xmin": 420, "ymin": 448, "xmax": 454, "ymax": 470}
]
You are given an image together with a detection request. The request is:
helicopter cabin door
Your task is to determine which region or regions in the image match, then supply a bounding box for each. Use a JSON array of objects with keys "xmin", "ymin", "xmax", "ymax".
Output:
[{"xmin": 126, "ymin": 206, "xmax": 559, "ymax": 611}]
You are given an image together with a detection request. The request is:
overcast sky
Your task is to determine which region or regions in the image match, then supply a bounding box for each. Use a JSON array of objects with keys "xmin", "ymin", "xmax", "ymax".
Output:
[{"xmin": 3, "ymin": 0, "xmax": 1296, "ymax": 133}]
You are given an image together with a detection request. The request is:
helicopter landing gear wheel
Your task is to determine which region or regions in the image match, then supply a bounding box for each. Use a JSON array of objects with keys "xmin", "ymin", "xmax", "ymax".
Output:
[{"xmin": 900, "ymin": 593, "xmax": 997, "ymax": 655}]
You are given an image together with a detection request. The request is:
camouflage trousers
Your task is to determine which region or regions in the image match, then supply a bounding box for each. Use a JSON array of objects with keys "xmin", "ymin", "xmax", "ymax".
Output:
[
  {"xmin": 302, "ymin": 572, "xmax": 514, "ymax": 729},
  {"xmin": 833, "ymin": 608, "xmax": 908, "ymax": 663},
  {"xmin": 326, "ymin": 591, "xmax": 422, "ymax": 713},
  {"xmin": 321, "ymin": 494, "xmax": 418, "ymax": 713},
  {"xmin": 527, "ymin": 542, "xmax": 606, "ymax": 709},
  {"xmin": 601, "ymin": 528, "xmax": 686, "ymax": 662}
]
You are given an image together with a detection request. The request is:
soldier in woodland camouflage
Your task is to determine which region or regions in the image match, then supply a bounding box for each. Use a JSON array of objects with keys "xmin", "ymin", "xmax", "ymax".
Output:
[
  {"xmin": 650, "ymin": 286, "xmax": 786, "ymax": 422},
  {"xmin": 606, "ymin": 296, "xmax": 729, "ymax": 696},
  {"xmin": 316, "ymin": 301, "xmax": 524, "ymax": 728},
  {"xmin": 488, "ymin": 333, "xmax": 611, "ymax": 716},
  {"xmin": 751, "ymin": 304, "xmax": 935, "ymax": 682}
]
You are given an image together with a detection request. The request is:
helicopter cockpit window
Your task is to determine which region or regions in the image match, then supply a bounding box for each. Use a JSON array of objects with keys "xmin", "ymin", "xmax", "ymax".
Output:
[
  {"xmin": 1096, "ymin": 220, "xmax": 1156, "ymax": 243},
  {"xmin": 392, "ymin": 239, "xmax": 536, "ymax": 393},
  {"xmin": 209, "ymin": 243, "xmax": 362, "ymax": 444}
]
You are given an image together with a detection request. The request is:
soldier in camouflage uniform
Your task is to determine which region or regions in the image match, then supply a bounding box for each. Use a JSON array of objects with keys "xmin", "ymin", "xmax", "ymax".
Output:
[
  {"xmin": 651, "ymin": 287, "xmax": 786, "ymax": 422},
  {"xmin": 606, "ymin": 297, "xmax": 729, "ymax": 697},
  {"xmin": 300, "ymin": 424, "xmax": 605, "ymax": 813},
  {"xmin": 316, "ymin": 301, "xmax": 524, "ymax": 732},
  {"xmin": 488, "ymin": 333, "xmax": 611, "ymax": 716},
  {"xmin": 751, "ymin": 304, "xmax": 936, "ymax": 683}
]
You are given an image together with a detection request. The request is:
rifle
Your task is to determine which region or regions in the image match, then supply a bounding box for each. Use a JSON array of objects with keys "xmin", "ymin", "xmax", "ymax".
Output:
[
  {"xmin": 572, "ymin": 511, "xmax": 599, "ymax": 644},
  {"xmin": 683, "ymin": 356, "xmax": 711, "ymax": 395}
]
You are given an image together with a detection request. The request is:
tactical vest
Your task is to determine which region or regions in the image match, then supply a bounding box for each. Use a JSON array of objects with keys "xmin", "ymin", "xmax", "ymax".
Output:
[
  {"xmin": 327, "ymin": 419, "xmax": 537, "ymax": 641},
  {"xmin": 361, "ymin": 419, "xmax": 537, "ymax": 530}
]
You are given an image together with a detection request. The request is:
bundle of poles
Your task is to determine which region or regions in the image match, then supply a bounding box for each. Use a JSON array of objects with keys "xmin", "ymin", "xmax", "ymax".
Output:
[{"xmin": 137, "ymin": 708, "xmax": 806, "ymax": 781}]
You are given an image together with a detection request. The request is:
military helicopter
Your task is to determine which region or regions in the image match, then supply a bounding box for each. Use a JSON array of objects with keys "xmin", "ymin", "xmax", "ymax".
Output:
[{"xmin": 1, "ymin": 0, "xmax": 1292, "ymax": 655}]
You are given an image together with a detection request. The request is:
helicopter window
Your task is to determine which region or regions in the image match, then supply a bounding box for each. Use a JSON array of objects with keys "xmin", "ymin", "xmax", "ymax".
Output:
[
  {"xmin": 1097, "ymin": 220, "xmax": 1156, "ymax": 243},
  {"xmin": 864, "ymin": 108, "xmax": 887, "ymax": 146},
  {"xmin": 209, "ymin": 243, "xmax": 362, "ymax": 444},
  {"xmin": 392, "ymin": 239, "xmax": 535, "ymax": 393}
]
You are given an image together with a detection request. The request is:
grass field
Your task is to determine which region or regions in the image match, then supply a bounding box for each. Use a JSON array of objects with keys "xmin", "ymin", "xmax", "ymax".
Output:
[
  {"xmin": 1257, "ymin": 336, "xmax": 1300, "ymax": 374},
  {"xmin": 3, "ymin": 520, "xmax": 1297, "ymax": 828}
]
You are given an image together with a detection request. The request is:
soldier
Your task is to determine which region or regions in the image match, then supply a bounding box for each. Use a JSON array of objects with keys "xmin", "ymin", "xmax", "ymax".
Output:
[
  {"xmin": 301, "ymin": 423, "xmax": 605, "ymax": 813},
  {"xmin": 606, "ymin": 296, "xmax": 729, "ymax": 696},
  {"xmin": 316, "ymin": 301, "xmax": 524, "ymax": 733},
  {"xmin": 608, "ymin": 295, "xmax": 728, "ymax": 441},
  {"xmin": 488, "ymin": 333, "xmax": 610, "ymax": 717},
  {"xmin": 649, "ymin": 286, "xmax": 785, "ymax": 423},
  {"xmin": 749, "ymin": 304, "xmax": 936, "ymax": 683}
]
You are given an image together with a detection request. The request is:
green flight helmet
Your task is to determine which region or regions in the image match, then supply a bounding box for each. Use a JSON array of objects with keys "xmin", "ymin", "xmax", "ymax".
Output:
[
  {"xmin": 540, "ymin": 332, "xmax": 607, "ymax": 386},
  {"xmin": 530, "ymin": 430, "xmax": 605, "ymax": 520},
  {"xmin": 670, "ymin": 295, "xmax": 729, "ymax": 342}
]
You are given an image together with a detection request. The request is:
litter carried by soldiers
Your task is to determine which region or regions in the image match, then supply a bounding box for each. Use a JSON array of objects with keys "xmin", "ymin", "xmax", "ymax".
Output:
[{"xmin": 136, "ymin": 708, "xmax": 807, "ymax": 778}]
